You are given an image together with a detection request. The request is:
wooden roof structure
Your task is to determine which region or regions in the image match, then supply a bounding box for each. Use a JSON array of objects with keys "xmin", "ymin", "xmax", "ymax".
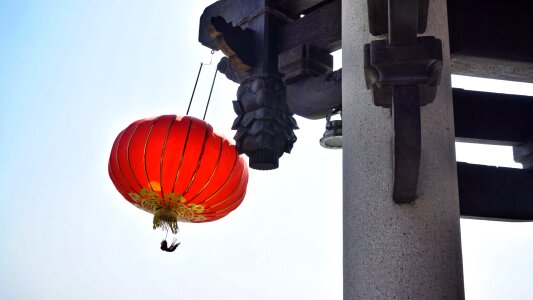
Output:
[{"xmin": 199, "ymin": 0, "xmax": 533, "ymax": 220}]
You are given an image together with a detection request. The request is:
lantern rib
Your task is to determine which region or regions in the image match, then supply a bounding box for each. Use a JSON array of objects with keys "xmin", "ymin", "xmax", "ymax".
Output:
[
  {"xmin": 201, "ymin": 191, "xmax": 245, "ymax": 220},
  {"xmin": 171, "ymin": 117, "xmax": 194, "ymax": 195},
  {"xmin": 201, "ymin": 186, "xmax": 247, "ymax": 219},
  {"xmin": 159, "ymin": 115, "xmax": 176, "ymax": 202},
  {"xmin": 187, "ymin": 136, "xmax": 223, "ymax": 202},
  {"xmin": 125, "ymin": 121, "xmax": 146, "ymax": 191},
  {"xmin": 196, "ymin": 182, "xmax": 246, "ymax": 221},
  {"xmin": 217, "ymin": 187, "xmax": 247, "ymax": 214},
  {"xmin": 108, "ymin": 162, "xmax": 128, "ymax": 196},
  {"xmin": 109, "ymin": 129, "xmax": 134, "ymax": 196},
  {"xmin": 183, "ymin": 122, "xmax": 210, "ymax": 196},
  {"xmin": 195, "ymin": 150, "xmax": 239, "ymax": 207},
  {"xmin": 208, "ymin": 159, "xmax": 247, "ymax": 210},
  {"xmin": 142, "ymin": 116, "xmax": 163, "ymax": 194}
]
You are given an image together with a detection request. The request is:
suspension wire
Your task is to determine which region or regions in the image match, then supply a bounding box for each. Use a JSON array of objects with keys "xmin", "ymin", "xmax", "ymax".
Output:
[
  {"xmin": 185, "ymin": 50, "xmax": 216, "ymax": 116},
  {"xmin": 203, "ymin": 69, "xmax": 218, "ymax": 120},
  {"xmin": 186, "ymin": 63, "xmax": 204, "ymax": 115}
]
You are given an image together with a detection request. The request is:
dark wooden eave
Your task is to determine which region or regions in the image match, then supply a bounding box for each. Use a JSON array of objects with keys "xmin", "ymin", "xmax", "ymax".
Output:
[
  {"xmin": 199, "ymin": 0, "xmax": 341, "ymax": 55},
  {"xmin": 199, "ymin": 0, "xmax": 265, "ymax": 51},
  {"xmin": 453, "ymin": 89, "xmax": 533, "ymax": 145},
  {"xmin": 279, "ymin": 0, "xmax": 341, "ymax": 53},
  {"xmin": 200, "ymin": 0, "xmax": 533, "ymax": 81},
  {"xmin": 199, "ymin": 0, "xmax": 533, "ymax": 219},
  {"xmin": 277, "ymin": 0, "xmax": 533, "ymax": 82},
  {"xmin": 447, "ymin": 0, "xmax": 533, "ymax": 83},
  {"xmin": 458, "ymin": 163, "xmax": 533, "ymax": 221},
  {"xmin": 277, "ymin": 0, "xmax": 332, "ymax": 15}
]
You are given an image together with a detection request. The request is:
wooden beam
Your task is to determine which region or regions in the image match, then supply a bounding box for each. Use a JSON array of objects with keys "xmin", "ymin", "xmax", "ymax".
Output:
[
  {"xmin": 514, "ymin": 138, "xmax": 533, "ymax": 170},
  {"xmin": 286, "ymin": 69, "xmax": 342, "ymax": 119},
  {"xmin": 451, "ymin": 54, "xmax": 533, "ymax": 84},
  {"xmin": 453, "ymin": 89, "xmax": 533, "ymax": 145},
  {"xmin": 199, "ymin": 0, "xmax": 264, "ymax": 50},
  {"xmin": 277, "ymin": 0, "xmax": 330, "ymax": 15},
  {"xmin": 448, "ymin": 0, "xmax": 533, "ymax": 82},
  {"xmin": 448, "ymin": 0, "xmax": 533, "ymax": 60},
  {"xmin": 200, "ymin": 0, "xmax": 341, "ymax": 63},
  {"xmin": 458, "ymin": 163, "xmax": 533, "ymax": 221},
  {"xmin": 279, "ymin": 0, "xmax": 341, "ymax": 53}
]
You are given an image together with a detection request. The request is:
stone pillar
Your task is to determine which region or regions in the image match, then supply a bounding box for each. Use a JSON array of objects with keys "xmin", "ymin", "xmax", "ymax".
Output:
[{"xmin": 342, "ymin": 0, "xmax": 465, "ymax": 298}]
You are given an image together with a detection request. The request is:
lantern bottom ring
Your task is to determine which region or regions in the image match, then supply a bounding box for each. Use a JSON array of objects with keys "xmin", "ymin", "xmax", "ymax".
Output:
[{"xmin": 153, "ymin": 208, "xmax": 181, "ymax": 234}]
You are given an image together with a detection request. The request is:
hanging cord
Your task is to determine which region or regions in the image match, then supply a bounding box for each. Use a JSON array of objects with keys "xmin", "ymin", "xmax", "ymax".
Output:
[
  {"xmin": 185, "ymin": 50, "xmax": 217, "ymax": 118},
  {"xmin": 186, "ymin": 63, "xmax": 203, "ymax": 115},
  {"xmin": 203, "ymin": 69, "xmax": 218, "ymax": 120}
]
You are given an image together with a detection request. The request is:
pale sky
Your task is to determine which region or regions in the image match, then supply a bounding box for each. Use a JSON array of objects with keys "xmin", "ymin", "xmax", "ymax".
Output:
[{"xmin": 0, "ymin": 1, "xmax": 532, "ymax": 299}]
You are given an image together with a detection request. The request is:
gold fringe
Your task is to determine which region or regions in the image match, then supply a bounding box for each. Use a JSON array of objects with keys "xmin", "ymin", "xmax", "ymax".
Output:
[{"xmin": 153, "ymin": 208, "xmax": 179, "ymax": 234}]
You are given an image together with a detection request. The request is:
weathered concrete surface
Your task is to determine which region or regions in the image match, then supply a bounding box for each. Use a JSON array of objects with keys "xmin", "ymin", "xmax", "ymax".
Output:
[{"xmin": 342, "ymin": 0, "xmax": 465, "ymax": 298}]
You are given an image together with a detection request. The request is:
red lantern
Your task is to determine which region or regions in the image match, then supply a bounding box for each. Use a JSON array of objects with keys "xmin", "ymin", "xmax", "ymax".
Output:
[{"xmin": 108, "ymin": 115, "xmax": 248, "ymax": 233}]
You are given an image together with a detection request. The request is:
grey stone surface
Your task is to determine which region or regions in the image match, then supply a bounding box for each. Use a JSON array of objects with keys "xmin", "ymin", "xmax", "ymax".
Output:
[
  {"xmin": 342, "ymin": 0, "xmax": 465, "ymax": 298},
  {"xmin": 451, "ymin": 54, "xmax": 533, "ymax": 84}
]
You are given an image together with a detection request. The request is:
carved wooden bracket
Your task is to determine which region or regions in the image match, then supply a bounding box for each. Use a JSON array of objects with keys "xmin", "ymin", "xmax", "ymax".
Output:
[
  {"xmin": 217, "ymin": 57, "xmax": 252, "ymax": 85},
  {"xmin": 232, "ymin": 76, "xmax": 298, "ymax": 170},
  {"xmin": 364, "ymin": 0, "xmax": 443, "ymax": 203},
  {"xmin": 279, "ymin": 45, "xmax": 333, "ymax": 84},
  {"xmin": 277, "ymin": 44, "xmax": 341, "ymax": 119},
  {"xmin": 285, "ymin": 69, "xmax": 342, "ymax": 120},
  {"xmin": 206, "ymin": 16, "xmax": 255, "ymax": 72},
  {"xmin": 199, "ymin": 0, "xmax": 341, "ymax": 170},
  {"xmin": 200, "ymin": 0, "xmax": 300, "ymax": 170}
]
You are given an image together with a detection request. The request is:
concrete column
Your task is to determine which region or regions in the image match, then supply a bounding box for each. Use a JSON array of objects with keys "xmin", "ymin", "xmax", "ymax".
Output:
[{"xmin": 342, "ymin": 0, "xmax": 465, "ymax": 299}]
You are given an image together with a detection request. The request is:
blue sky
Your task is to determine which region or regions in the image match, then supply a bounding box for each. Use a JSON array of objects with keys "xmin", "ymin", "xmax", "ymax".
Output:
[{"xmin": 0, "ymin": 1, "xmax": 532, "ymax": 299}]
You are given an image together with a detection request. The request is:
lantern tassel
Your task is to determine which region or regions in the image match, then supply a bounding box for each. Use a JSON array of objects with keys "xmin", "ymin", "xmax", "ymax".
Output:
[{"xmin": 153, "ymin": 208, "xmax": 179, "ymax": 234}]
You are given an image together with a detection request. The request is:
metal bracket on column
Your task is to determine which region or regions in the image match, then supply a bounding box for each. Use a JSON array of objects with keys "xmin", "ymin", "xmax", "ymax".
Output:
[{"xmin": 364, "ymin": 0, "xmax": 443, "ymax": 203}]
